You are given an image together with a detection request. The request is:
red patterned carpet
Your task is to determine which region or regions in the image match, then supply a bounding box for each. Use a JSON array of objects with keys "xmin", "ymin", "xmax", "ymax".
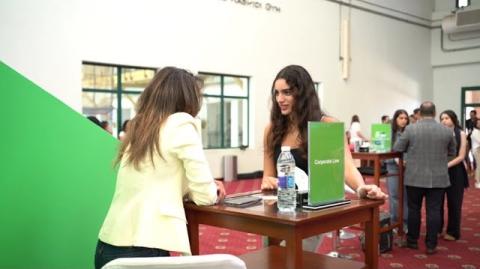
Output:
[{"xmin": 198, "ymin": 178, "xmax": 480, "ymax": 269}]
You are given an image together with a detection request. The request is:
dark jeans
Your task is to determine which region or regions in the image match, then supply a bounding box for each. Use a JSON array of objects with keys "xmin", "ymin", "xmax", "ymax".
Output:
[
  {"xmin": 406, "ymin": 186, "xmax": 445, "ymax": 249},
  {"xmin": 94, "ymin": 240, "xmax": 170, "ymax": 269}
]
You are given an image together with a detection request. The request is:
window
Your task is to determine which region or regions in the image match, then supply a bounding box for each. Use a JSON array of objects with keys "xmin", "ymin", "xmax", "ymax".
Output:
[
  {"xmin": 461, "ymin": 86, "xmax": 480, "ymax": 129},
  {"xmin": 197, "ymin": 72, "xmax": 250, "ymax": 149},
  {"xmin": 81, "ymin": 62, "xmax": 156, "ymax": 136},
  {"xmin": 456, "ymin": 0, "xmax": 470, "ymax": 8}
]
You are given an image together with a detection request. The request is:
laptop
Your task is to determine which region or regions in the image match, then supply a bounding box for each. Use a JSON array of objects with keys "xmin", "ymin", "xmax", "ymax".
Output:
[{"xmin": 303, "ymin": 122, "xmax": 351, "ymax": 210}]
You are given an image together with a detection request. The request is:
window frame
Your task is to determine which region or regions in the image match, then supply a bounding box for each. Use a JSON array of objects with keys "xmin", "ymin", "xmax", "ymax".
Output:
[
  {"xmin": 198, "ymin": 71, "xmax": 250, "ymax": 149},
  {"xmin": 81, "ymin": 61, "xmax": 157, "ymax": 137}
]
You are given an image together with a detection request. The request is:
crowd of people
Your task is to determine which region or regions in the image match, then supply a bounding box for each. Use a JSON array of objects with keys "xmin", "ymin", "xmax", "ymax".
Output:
[
  {"xmin": 89, "ymin": 64, "xmax": 475, "ymax": 268},
  {"xmin": 348, "ymin": 103, "xmax": 473, "ymax": 255}
]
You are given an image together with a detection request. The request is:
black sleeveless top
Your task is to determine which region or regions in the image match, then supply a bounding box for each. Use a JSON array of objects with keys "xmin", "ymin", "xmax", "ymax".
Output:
[
  {"xmin": 274, "ymin": 146, "xmax": 308, "ymax": 175},
  {"xmin": 450, "ymin": 127, "xmax": 469, "ymax": 188}
]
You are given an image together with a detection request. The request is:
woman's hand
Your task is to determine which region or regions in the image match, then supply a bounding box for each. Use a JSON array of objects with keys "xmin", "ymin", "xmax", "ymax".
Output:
[
  {"xmin": 356, "ymin": 184, "xmax": 388, "ymax": 200},
  {"xmin": 215, "ymin": 180, "xmax": 226, "ymax": 203},
  {"xmin": 261, "ymin": 176, "xmax": 278, "ymax": 190}
]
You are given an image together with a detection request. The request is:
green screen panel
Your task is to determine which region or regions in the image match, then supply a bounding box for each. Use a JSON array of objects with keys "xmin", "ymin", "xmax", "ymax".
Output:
[{"xmin": 0, "ymin": 61, "xmax": 118, "ymax": 269}]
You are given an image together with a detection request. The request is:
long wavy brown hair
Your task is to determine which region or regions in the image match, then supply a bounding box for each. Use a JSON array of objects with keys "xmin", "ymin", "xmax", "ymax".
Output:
[
  {"xmin": 116, "ymin": 67, "xmax": 203, "ymax": 170},
  {"xmin": 266, "ymin": 65, "xmax": 323, "ymax": 157}
]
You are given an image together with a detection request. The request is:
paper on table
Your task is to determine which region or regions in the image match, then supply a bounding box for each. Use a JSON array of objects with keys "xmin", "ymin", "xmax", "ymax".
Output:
[{"xmin": 295, "ymin": 167, "xmax": 308, "ymax": 192}]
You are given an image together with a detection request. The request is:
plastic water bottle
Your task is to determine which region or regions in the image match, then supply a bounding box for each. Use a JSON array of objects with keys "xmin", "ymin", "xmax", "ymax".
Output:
[
  {"xmin": 277, "ymin": 146, "xmax": 297, "ymax": 212},
  {"xmin": 378, "ymin": 132, "xmax": 387, "ymax": 153}
]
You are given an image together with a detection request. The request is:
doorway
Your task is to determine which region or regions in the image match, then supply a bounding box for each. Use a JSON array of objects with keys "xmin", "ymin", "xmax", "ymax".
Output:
[{"xmin": 461, "ymin": 86, "xmax": 480, "ymax": 129}]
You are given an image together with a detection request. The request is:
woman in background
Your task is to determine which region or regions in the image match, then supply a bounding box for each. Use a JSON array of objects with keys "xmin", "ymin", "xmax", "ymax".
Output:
[
  {"xmin": 95, "ymin": 67, "xmax": 225, "ymax": 269},
  {"xmin": 439, "ymin": 110, "xmax": 468, "ymax": 240},
  {"xmin": 386, "ymin": 109, "xmax": 409, "ymax": 232},
  {"xmin": 349, "ymin": 114, "xmax": 369, "ymax": 145}
]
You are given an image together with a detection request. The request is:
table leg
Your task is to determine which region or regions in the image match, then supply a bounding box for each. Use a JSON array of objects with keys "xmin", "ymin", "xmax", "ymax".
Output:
[
  {"xmin": 186, "ymin": 212, "xmax": 199, "ymax": 255},
  {"xmin": 373, "ymin": 158, "xmax": 381, "ymax": 186},
  {"xmin": 284, "ymin": 232, "xmax": 303, "ymax": 269},
  {"xmin": 398, "ymin": 158, "xmax": 405, "ymax": 236},
  {"xmin": 364, "ymin": 207, "xmax": 379, "ymax": 269}
]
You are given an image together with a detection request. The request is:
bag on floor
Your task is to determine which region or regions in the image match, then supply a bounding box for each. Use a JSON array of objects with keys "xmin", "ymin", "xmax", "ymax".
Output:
[{"xmin": 359, "ymin": 211, "xmax": 393, "ymax": 253}]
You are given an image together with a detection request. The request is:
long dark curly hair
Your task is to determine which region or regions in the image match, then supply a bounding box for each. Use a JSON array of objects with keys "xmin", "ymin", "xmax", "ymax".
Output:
[{"xmin": 266, "ymin": 65, "xmax": 323, "ymax": 157}]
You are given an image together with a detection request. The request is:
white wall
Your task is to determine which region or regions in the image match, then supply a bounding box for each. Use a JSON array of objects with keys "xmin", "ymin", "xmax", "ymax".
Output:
[
  {"xmin": 432, "ymin": 0, "xmax": 480, "ymax": 118},
  {"xmin": 1, "ymin": 0, "xmax": 434, "ymax": 177}
]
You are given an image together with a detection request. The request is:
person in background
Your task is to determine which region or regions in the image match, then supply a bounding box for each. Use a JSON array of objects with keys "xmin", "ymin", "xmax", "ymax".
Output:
[
  {"xmin": 439, "ymin": 110, "xmax": 469, "ymax": 241},
  {"xmin": 349, "ymin": 114, "xmax": 369, "ymax": 144},
  {"xmin": 100, "ymin": 121, "xmax": 113, "ymax": 134},
  {"xmin": 394, "ymin": 101, "xmax": 456, "ymax": 255},
  {"xmin": 381, "ymin": 115, "xmax": 390, "ymax": 124},
  {"xmin": 386, "ymin": 109, "xmax": 409, "ymax": 233},
  {"xmin": 261, "ymin": 64, "xmax": 387, "ymax": 251},
  {"xmin": 409, "ymin": 114, "xmax": 416, "ymax": 124},
  {"xmin": 465, "ymin": 110, "xmax": 476, "ymax": 134},
  {"xmin": 465, "ymin": 110, "xmax": 476, "ymax": 175},
  {"xmin": 87, "ymin": 116, "xmax": 102, "ymax": 128},
  {"xmin": 470, "ymin": 119, "xmax": 480, "ymax": 189},
  {"xmin": 413, "ymin": 108, "xmax": 421, "ymax": 123},
  {"xmin": 94, "ymin": 67, "xmax": 226, "ymax": 269},
  {"xmin": 118, "ymin": 119, "xmax": 130, "ymax": 141}
]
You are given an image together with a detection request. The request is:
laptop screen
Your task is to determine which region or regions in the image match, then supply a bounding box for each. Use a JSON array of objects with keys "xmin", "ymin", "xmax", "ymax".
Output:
[{"xmin": 307, "ymin": 122, "xmax": 345, "ymax": 206}]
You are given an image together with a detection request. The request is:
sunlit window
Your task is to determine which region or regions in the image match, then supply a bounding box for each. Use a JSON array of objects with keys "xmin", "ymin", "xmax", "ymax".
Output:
[
  {"xmin": 456, "ymin": 0, "xmax": 470, "ymax": 8},
  {"xmin": 197, "ymin": 73, "xmax": 250, "ymax": 149},
  {"xmin": 81, "ymin": 62, "xmax": 156, "ymax": 137}
]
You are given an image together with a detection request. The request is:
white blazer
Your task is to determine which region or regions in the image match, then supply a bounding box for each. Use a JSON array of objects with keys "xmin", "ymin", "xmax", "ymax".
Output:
[{"xmin": 99, "ymin": 112, "xmax": 217, "ymax": 254}]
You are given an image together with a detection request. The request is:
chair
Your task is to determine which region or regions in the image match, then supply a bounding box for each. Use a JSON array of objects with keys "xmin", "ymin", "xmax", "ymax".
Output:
[{"xmin": 101, "ymin": 254, "xmax": 247, "ymax": 269}]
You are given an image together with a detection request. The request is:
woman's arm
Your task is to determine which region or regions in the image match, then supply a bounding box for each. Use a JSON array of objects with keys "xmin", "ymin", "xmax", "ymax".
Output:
[
  {"xmin": 448, "ymin": 131, "xmax": 467, "ymax": 168},
  {"xmin": 261, "ymin": 124, "xmax": 278, "ymax": 190}
]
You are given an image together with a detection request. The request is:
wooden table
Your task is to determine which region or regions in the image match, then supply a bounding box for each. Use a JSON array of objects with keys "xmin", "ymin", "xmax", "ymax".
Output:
[
  {"xmin": 351, "ymin": 152, "xmax": 404, "ymax": 236},
  {"xmin": 185, "ymin": 197, "xmax": 383, "ymax": 269}
]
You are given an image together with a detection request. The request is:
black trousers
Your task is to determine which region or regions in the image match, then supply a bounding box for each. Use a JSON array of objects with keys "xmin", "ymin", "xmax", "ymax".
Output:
[
  {"xmin": 94, "ymin": 240, "xmax": 170, "ymax": 269},
  {"xmin": 440, "ymin": 175, "xmax": 465, "ymax": 239},
  {"xmin": 406, "ymin": 186, "xmax": 445, "ymax": 249}
]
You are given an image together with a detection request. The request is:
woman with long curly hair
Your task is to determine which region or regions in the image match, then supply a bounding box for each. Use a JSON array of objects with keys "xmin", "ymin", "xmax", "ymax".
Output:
[{"xmin": 261, "ymin": 65, "xmax": 387, "ymax": 250}]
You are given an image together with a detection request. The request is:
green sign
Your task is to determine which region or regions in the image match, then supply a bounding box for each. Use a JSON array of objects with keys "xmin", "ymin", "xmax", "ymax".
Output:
[
  {"xmin": 308, "ymin": 122, "xmax": 345, "ymax": 205},
  {"xmin": 370, "ymin": 123, "xmax": 392, "ymax": 153},
  {"xmin": 0, "ymin": 61, "xmax": 118, "ymax": 269}
]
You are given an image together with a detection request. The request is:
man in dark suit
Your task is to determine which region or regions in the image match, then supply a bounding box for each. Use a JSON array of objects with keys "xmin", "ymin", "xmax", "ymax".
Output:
[{"xmin": 394, "ymin": 101, "xmax": 456, "ymax": 255}]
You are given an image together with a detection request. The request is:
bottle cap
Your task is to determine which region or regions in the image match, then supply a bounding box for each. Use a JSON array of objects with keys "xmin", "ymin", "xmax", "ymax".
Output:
[{"xmin": 281, "ymin": 146, "xmax": 291, "ymax": 151}]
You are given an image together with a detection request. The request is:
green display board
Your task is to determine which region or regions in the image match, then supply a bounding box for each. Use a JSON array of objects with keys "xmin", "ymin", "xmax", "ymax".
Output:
[
  {"xmin": 307, "ymin": 122, "xmax": 344, "ymax": 205},
  {"xmin": 0, "ymin": 61, "xmax": 119, "ymax": 269},
  {"xmin": 370, "ymin": 123, "xmax": 392, "ymax": 153}
]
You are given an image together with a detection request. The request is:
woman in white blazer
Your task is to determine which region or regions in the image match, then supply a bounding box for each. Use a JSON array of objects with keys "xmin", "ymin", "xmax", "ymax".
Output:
[{"xmin": 95, "ymin": 67, "xmax": 226, "ymax": 269}]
